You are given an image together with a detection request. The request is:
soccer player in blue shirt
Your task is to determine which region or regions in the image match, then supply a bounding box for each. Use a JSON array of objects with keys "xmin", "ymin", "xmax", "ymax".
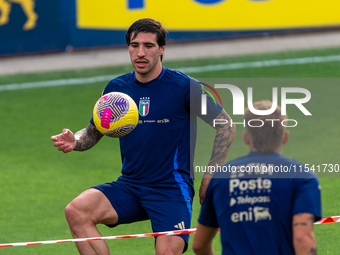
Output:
[
  {"xmin": 192, "ymin": 100, "xmax": 321, "ymax": 255},
  {"xmin": 51, "ymin": 18, "xmax": 236, "ymax": 255}
]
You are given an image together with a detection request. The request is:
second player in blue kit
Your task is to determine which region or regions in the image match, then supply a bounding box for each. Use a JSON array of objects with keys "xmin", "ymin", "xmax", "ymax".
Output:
[{"xmin": 193, "ymin": 100, "xmax": 321, "ymax": 255}]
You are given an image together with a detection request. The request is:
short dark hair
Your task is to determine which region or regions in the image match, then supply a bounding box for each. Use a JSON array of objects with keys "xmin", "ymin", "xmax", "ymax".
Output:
[
  {"xmin": 125, "ymin": 18, "xmax": 167, "ymax": 60},
  {"xmin": 244, "ymin": 100, "xmax": 287, "ymax": 154}
]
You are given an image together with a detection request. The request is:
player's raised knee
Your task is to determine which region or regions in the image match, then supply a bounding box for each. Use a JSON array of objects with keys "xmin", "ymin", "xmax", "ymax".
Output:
[
  {"xmin": 64, "ymin": 194, "xmax": 94, "ymax": 225},
  {"xmin": 64, "ymin": 201, "xmax": 84, "ymax": 225}
]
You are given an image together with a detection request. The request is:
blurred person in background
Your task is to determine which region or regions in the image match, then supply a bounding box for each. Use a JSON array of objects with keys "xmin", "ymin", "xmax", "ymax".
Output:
[{"xmin": 192, "ymin": 100, "xmax": 321, "ymax": 255}]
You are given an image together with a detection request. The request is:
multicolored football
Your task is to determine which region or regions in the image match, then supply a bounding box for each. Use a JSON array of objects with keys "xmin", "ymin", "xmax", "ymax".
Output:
[{"xmin": 93, "ymin": 92, "xmax": 139, "ymax": 137}]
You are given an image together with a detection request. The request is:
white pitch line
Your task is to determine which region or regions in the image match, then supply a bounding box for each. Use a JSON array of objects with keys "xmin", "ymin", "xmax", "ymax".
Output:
[
  {"xmin": 1, "ymin": 54, "xmax": 340, "ymax": 92},
  {"xmin": 0, "ymin": 74, "xmax": 121, "ymax": 92},
  {"xmin": 178, "ymin": 54, "xmax": 340, "ymax": 73}
]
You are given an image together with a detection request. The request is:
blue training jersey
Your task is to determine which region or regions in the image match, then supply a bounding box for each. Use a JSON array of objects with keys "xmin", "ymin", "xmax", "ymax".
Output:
[
  {"xmin": 198, "ymin": 151, "xmax": 322, "ymax": 255},
  {"xmin": 91, "ymin": 67, "xmax": 222, "ymax": 189}
]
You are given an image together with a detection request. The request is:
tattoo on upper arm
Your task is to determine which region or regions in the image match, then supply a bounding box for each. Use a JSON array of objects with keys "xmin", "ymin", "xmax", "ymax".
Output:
[
  {"xmin": 310, "ymin": 247, "xmax": 317, "ymax": 255},
  {"xmin": 74, "ymin": 124, "xmax": 103, "ymax": 151},
  {"xmin": 293, "ymin": 214, "xmax": 315, "ymax": 227},
  {"xmin": 308, "ymin": 216, "xmax": 315, "ymax": 222},
  {"xmin": 293, "ymin": 222, "xmax": 308, "ymax": 226}
]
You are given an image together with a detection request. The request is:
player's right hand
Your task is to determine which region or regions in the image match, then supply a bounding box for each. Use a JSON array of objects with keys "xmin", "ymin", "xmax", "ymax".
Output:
[{"xmin": 51, "ymin": 129, "xmax": 76, "ymax": 153}]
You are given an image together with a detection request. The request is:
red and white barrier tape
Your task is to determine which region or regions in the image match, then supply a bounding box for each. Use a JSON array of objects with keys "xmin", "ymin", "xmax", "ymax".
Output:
[
  {"xmin": 0, "ymin": 229, "xmax": 196, "ymax": 248},
  {"xmin": 0, "ymin": 216, "xmax": 339, "ymax": 248},
  {"xmin": 314, "ymin": 215, "xmax": 340, "ymax": 224}
]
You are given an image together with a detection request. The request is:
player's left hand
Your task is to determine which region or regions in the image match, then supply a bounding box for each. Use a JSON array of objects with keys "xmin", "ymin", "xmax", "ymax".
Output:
[{"xmin": 199, "ymin": 177, "xmax": 212, "ymax": 205}]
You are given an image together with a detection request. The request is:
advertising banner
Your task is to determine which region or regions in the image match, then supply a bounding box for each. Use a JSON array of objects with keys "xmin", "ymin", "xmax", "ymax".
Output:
[
  {"xmin": 0, "ymin": 0, "xmax": 339, "ymax": 56},
  {"xmin": 0, "ymin": 0, "xmax": 68, "ymax": 56},
  {"xmin": 77, "ymin": 0, "xmax": 340, "ymax": 30}
]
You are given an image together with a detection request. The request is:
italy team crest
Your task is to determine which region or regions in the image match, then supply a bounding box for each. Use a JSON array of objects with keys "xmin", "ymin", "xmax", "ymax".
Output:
[{"xmin": 139, "ymin": 99, "xmax": 150, "ymax": 116}]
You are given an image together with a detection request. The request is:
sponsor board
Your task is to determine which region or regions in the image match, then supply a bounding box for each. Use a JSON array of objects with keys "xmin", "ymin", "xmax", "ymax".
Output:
[{"xmin": 76, "ymin": 0, "xmax": 340, "ymax": 30}]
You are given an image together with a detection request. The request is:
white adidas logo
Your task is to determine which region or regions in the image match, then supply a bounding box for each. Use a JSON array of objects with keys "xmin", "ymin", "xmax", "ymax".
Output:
[{"xmin": 174, "ymin": 221, "xmax": 185, "ymax": 230}]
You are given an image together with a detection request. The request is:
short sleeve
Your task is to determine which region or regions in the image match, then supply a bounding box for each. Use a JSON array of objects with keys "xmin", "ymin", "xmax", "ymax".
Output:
[
  {"xmin": 292, "ymin": 177, "xmax": 322, "ymax": 221},
  {"xmin": 198, "ymin": 179, "xmax": 219, "ymax": 228},
  {"xmin": 190, "ymin": 78, "xmax": 223, "ymax": 123}
]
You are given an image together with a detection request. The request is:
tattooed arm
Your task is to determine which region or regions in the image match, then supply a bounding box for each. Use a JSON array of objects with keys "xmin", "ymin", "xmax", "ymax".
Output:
[
  {"xmin": 51, "ymin": 123, "xmax": 103, "ymax": 153},
  {"xmin": 292, "ymin": 213, "xmax": 317, "ymax": 255},
  {"xmin": 199, "ymin": 109, "xmax": 236, "ymax": 205}
]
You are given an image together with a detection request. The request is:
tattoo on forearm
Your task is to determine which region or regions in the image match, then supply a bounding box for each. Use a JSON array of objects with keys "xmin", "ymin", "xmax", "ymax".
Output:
[
  {"xmin": 310, "ymin": 247, "xmax": 317, "ymax": 255},
  {"xmin": 308, "ymin": 216, "xmax": 315, "ymax": 222},
  {"xmin": 208, "ymin": 110, "xmax": 235, "ymax": 168},
  {"xmin": 74, "ymin": 124, "xmax": 103, "ymax": 151}
]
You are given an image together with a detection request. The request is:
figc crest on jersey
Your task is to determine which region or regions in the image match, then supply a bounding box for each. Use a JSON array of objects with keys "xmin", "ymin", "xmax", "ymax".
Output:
[{"xmin": 139, "ymin": 99, "xmax": 150, "ymax": 116}]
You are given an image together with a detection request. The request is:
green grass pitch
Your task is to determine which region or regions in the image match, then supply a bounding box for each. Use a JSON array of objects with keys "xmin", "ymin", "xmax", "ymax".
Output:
[{"xmin": 0, "ymin": 46, "xmax": 340, "ymax": 254}]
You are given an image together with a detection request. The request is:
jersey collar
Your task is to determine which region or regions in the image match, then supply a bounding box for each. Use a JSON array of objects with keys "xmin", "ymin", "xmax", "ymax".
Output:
[{"xmin": 133, "ymin": 67, "xmax": 166, "ymax": 87}]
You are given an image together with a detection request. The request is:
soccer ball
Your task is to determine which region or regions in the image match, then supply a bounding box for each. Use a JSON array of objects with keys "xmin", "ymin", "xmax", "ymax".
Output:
[{"xmin": 93, "ymin": 92, "xmax": 139, "ymax": 137}]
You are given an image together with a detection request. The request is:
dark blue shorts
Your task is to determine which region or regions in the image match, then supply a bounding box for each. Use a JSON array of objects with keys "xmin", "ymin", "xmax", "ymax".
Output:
[{"xmin": 93, "ymin": 181, "xmax": 194, "ymax": 253}]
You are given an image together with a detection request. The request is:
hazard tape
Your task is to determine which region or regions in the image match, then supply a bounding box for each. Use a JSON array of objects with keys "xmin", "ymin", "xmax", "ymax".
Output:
[
  {"xmin": 0, "ymin": 229, "xmax": 197, "ymax": 248},
  {"xmin": 0, "ymin": 216, "xmax": 339, "ymax": 248},
  {"xmin": 314, "ymin": 215, "xmax": 340, "ymax": 224}
]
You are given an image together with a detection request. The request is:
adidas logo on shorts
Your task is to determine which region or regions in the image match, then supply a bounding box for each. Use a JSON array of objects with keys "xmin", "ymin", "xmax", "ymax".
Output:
[{"xmin": 174, "ymin": 221, "xmax": 185, "ymax": 230}]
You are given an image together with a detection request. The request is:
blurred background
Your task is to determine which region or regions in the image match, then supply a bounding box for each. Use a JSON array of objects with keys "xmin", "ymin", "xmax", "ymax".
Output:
[{"xmin": 0, "ymin": 0, "xmax": 340, "ymax": 73}]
